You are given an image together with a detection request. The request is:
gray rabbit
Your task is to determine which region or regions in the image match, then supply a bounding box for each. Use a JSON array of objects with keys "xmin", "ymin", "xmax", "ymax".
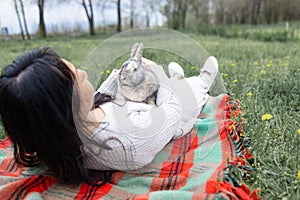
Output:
[{"xmin": 118, "ymin": 43, "xmax": 159, "ymax": 105}]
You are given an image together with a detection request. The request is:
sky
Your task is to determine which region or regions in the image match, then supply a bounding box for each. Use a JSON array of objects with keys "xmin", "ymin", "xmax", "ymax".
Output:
[{"xmin": 0, "ymin": 0, "xmax": 165, "ymax": 35}]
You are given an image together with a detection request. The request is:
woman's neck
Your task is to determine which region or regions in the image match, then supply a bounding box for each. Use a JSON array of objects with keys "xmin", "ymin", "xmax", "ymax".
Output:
[{"xmin": 82, "ymin": 107, "xmax": 106, "ymax": 136}]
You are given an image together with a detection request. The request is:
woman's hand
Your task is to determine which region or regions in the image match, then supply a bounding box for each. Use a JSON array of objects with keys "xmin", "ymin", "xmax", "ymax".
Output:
[{"xmin": 111, "ymin": 69, "xmax": 121, "ymax": 76}]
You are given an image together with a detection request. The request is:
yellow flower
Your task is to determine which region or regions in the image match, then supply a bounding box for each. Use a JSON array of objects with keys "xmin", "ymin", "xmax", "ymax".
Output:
[
  {"xmin": 285, "ymin": 56, "xmax": 290, "ymax": 60},
  {"xmin": 106, "ymin": 69, "xmax": 111, "ymax": 74},
  {"xmin": 297, "ymin": 129, "xmax": 300, "ymax": 135},
  {"xmin": 247, "ymin": 92, "xmax": 253, "ymax": 97},
  {"xmin": 233, "ymin": 79, "xmax": 238, "ymax": 83},
  {"xmin": 223, "ymin": 73, "xmax": 229, "ymax": 77},
  {"xmin": 298, "ymin": 171, "xmax": 300, "ymax": 180},
  {"xmin": 282, "ymin": 63, "xmax": 288, "ymax": 67},
  {"xmin": 190, "ymin": 66, "xmax": 196, "ymax": 70},
  {"xmin": 262, "ymin": 114, "xmax": 273, "ymax": 121},
  {"xmin": 231, "ymin": 63, "xmax": 236, "ymax": 67},
  {"xmin": 254, "ymin": 62, "xmax": 259, "ymax": 66},
  {"xmin": 260, "ymin": 70, "xmax": 266, "ymax": 75},
  {"xmin": 100, "ymin": 71, "xmax": 104, "ymax": 75},
  {"xmin": 268, "ymin": 60, "xmax": 273, "ymax": 64},
  {"xmin": 266, "ymin": 63, "xmax": 271, "ymax": 68}
]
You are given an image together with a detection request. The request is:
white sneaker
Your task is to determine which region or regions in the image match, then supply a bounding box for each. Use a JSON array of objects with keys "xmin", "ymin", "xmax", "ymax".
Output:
[
  {"xmin": 168, "ymin": 62, "xmax": 184, "ymax": 79},
  {"xmin": 199, "ymin": 56, "xmax": 219, "ymax": 89}
]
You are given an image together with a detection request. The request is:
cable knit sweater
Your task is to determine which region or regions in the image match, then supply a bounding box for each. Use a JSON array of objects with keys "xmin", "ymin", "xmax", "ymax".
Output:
[{"xmin": 82, "ymin": 68, "xmax": 183, "ymax": 171}]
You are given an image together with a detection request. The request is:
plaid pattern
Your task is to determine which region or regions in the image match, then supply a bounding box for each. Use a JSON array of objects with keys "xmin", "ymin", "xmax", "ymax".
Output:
[{"xmin": 0, "ymin": 94, "xmax": 259, "ymax": 200}]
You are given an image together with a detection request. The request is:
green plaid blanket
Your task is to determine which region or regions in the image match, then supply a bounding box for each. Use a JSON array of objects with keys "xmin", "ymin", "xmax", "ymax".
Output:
[{"xmin": 0, "ymin": 94, "xmax": 259, "ymax": 200}]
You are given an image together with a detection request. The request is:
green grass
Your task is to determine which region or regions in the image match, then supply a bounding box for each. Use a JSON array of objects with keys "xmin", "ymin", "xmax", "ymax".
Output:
[{"xmin": 0, "ymin": 31, "xmax": 299, "ymax": 199}]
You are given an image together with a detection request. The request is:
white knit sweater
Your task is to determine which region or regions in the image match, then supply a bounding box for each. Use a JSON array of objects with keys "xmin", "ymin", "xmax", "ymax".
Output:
[{"xmin": 83, "ymin": 70, "xmax": 182, "ymax": 171}]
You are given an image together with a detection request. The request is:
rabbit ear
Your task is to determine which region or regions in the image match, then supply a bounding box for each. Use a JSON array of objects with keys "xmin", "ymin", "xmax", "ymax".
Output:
[
  {"xmin": 134, "ymin": 43, "xmax": 143, "ymax": 60},
  {"xmin": 130, "ymin": 43, "xmax": 140, "ymax": 58}
]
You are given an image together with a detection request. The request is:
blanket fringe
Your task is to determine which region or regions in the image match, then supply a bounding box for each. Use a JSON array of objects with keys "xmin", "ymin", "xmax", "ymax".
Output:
[{"xmin": 214, "ymin": 96, "xmax": 260, "ymax": 200}]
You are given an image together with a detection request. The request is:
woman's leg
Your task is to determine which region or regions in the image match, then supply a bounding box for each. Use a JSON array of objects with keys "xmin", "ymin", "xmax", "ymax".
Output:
[
  {"xmin": 168, "ymin": 62, "xmax": 185, "ymax": 79},
  {"xmin": 185, "ymin": 56, "xmax": 219, "ymax": 117},
  {"xmin": 167, "ymin": 57, "xmax": 218, "ymax": 118}
]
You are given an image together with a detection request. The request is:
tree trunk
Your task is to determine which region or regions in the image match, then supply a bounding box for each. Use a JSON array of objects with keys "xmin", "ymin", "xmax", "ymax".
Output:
[
  {"xmin": 130, "ymin": 0, "xmax": 134, "ymax": 29},
  {"xmin": 146, "ymin": 11, "xmax": 150, "ymax": 27},
  {"xmin": 19, "ymin": 0, "xmax": 30, "ymax": 39},
  {"xmin": 88, "ymin": 0, "xmax": 95, "ymax": 35},
  {"xmin": 172, "ymin": 0, "xmax": 179, "ymax": 29},
  {"xmin": 272, "ymin": 0, "xmax": 280, "ymax": 23},
  {"xmin": 100, "ymin": 3, "xmax": 107, "ymax": 34},
  {"xmin": 14, "ymin": 0, "xmax": 25, "ymax": 40},
  {"xmin": 82, "ymin": 0, "xmax": 95, "ymax": 35},
  {"xmin": 180, "ymin": 0, "xmax": 187, "ymax": 29},
  {"xmin": 38, "ymin": 0, "xmax": 46, "ymax": 38},
  {"xmin": 117, "ymin": 0, "xmax": 121, "ymax": 32}
]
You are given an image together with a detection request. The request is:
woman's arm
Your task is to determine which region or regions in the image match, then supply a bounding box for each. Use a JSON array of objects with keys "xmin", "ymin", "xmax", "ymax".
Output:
[{"xmin": 96, "ymin": 69, "xmax": 120, "ymax": 98}]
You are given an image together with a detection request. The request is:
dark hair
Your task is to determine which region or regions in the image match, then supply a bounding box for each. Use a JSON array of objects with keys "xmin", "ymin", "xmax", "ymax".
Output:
[
  {"xmin": 0, "ymin": 47, "xmax": 112, "ymax": 185},
  {"xmin": 94, "ymin": 92, "xmax": 112, "ymax": 108}
]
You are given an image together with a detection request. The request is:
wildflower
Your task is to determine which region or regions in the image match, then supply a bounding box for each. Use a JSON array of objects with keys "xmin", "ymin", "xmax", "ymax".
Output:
[
  {"xmin": 223, "ymin": 73, "xmax": 229, "ymax": 77},
  {"xmin": 190, "ymin": 66, "xmax": 196, "ymax": 70},
  {"xmin": 254, "ymin": 62, "xmax": 259, "ymax": 66},
  {"xmin": 106, "ymin": 69, "xmax": 111, "ymax": 74},
  {"xmin": 233, "ymin": 79, "xmax": 238, "ymax": 83},
  {"xmin": 231, "ymin": 63, "xmax": 236, "ymax": 67},
  {"xmin": 247, "ymin": 92, "xmax": 253, "ymax": 97},
  {"xmin": 268, "ymin": 60, "xmax": 272, "ymax": 64},
  {"xmin": 260, "ymin": 70, "xmax": 266, "ymax": 75},
  {"xmin": 262, "ymin": 114, "xmax": 273, "ymax": 121},
  {"xmin": 298, "ymin": 171, "xmax": 300, "ymax": 180},
  {"xmin": 285, "ymin": 56, "xmax": 290, "ymax": 60},
  {"xmin": 100, "ymin": 71, "xmax": 104, "ymax": 75},
  {"xmin": 266, "ymin": 63, "xmax": 271, "ymax": 68},
  {"xmin": 298, "ymin": 129, "xmax": 300, "ymax": 135},
  {"xmin": 282, "ymin": 63, "xmax": 288, "ymax": 67}
]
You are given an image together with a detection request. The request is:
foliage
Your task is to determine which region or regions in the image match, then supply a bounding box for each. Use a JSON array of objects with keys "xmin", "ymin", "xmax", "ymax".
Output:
[
  {"xmin": 196, "ymin": 24, "xmax": 299, "ymax": 42},
  {"xmin": 0, "ymin": 29, "xmax": 299, "ymax": 199}
]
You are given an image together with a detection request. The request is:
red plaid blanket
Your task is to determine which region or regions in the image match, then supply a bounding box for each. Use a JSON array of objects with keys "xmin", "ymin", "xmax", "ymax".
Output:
[{"xmin": 0, "ymin": 94, "xmax": 260, "ymax": 199}]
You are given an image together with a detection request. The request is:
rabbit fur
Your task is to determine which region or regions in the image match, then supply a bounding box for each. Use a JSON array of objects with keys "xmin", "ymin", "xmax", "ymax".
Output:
[{"xmin": 118, "ymin": 43, "xmax": 159, "ymax": 105}]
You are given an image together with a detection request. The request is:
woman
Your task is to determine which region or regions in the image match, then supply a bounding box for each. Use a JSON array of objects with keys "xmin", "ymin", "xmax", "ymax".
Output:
[{"xmin": 0, "ymin": 47, "xmax": 218, "ymax": 185}]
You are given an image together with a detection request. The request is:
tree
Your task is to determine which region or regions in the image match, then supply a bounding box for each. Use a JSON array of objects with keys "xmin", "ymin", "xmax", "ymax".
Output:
[
  {"xmin": 117, "ymin": 0, "xmax": 121, "ymax": 32},
  {"xmin": 37, "ymin": 0, "xmax": 46, "ymax": 38},
  {"xmin": 163, "ymin": 0, "xmax": 188, "ymax": 30},
  {"xmin": 81, "ymin": 0, "xmax": 95, "ymax": 35},
  {"xmin": 19, "ymin": 0, "xmax": 30, "ymax": 39},
  {"xmin": 250, "ymin": 0, "xmax": 262, "ymax": 24},
  {"xmin": 130, "ymin": 0, "xmax": 134, "ymax": 29},
  {"xmin": 142, "ymin": 0, "xmax": 165, "ymax": 27},
  {"xmin": 13, "ymin": 0, "xmax": 25, "ymax": 40}
]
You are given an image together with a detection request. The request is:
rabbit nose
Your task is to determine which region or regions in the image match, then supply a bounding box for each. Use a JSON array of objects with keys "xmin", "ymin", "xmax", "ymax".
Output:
[{"xmin": 120, "ymin": 74, "xmax": 126, "ymax": 80}]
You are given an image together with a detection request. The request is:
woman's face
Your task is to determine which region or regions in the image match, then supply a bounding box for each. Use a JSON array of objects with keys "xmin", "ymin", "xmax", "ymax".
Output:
[{"xmin": 62, "ymin": 59, "xmax": 95, "ymax": 118}]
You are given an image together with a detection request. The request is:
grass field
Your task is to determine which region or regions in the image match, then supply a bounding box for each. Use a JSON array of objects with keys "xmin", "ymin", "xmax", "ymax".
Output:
[{"xmin": 0, "ymin": 31, "xmax": 299, "ymax": 199}]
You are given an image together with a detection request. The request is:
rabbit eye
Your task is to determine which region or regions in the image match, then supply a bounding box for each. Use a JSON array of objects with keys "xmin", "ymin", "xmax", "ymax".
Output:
[{"xmin": 133, "ymin": 68, "xmax": 137, "ymax": 71}]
